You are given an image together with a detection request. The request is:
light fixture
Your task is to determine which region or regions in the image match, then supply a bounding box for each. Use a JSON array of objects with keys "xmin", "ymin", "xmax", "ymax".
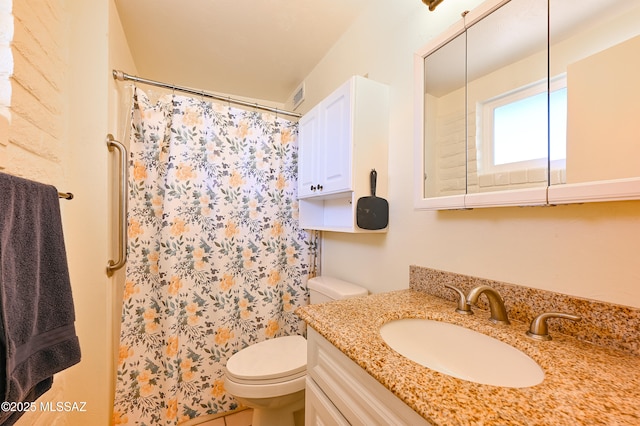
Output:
[{"xmin": 421, "ymin": 0, "xmax": 444, "ymax": 11}]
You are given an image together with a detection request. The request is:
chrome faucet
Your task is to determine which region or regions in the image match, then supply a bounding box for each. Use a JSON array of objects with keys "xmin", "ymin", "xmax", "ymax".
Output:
[
  {"xmin": 466, "ymin": 285, "xmax": 510, "ymax": 325},
  {"xmin": 526, "ymin": 312, "xmax": 581, "ymax": 341}
]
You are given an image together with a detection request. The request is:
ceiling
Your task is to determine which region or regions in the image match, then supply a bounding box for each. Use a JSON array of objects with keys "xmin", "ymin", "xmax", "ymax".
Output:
[
  {"xmin": 424, "ymin": 0, "xmax": 636, "ymax": 97},
  {"xmin": 114, "ymin": 0, "xmax": 369, "ymax": 105}
]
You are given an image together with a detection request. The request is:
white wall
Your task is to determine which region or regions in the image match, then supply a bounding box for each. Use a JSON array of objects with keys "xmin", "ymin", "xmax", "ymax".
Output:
[
  {"xmin": 0, "ymin": 0, "xmax": 109, "ymax": 424},
  {"xmin": 292, "ymin": 0, "xmax": 640, "ymax": 308},
  {"xmin": 107, "ymin": 0, "xmax": 138, "ymax": 416},
  {"xmin": 4, "ymin": 0, "xmax": 77, "ymax": 423},
  {"xmin": 61, "ymin": 0, "xmax": 112, "ymax": 424},
  {"xmin": 3, "ymin": 0, "xmax": 136, "ymax": 424}
]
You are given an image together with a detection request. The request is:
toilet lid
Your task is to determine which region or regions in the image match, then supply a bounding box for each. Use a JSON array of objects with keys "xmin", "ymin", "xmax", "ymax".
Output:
[{"xmin": 225, "ymin": 335, "xmax": 307, "ymax": 382}]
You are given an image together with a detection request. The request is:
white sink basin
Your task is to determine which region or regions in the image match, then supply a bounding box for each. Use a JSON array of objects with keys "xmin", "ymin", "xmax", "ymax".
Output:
[{"xmin": 380, "ymin": 318, "xmax": 544, "ymax": 388}]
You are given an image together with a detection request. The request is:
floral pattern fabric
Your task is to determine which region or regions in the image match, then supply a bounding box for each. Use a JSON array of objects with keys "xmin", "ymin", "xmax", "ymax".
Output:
[{"xmin": 113, "ymin": 88, "xmax": 311, "ymax": 425}]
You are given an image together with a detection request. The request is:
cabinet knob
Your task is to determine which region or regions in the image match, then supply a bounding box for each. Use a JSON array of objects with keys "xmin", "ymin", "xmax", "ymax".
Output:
[
  {"xmin": 310, "ymin": 185, "xmax": 316, "ymax": 191},
  {"xmin": 317, "ymin": 185, "xmax": 323, "ymax": 191}
]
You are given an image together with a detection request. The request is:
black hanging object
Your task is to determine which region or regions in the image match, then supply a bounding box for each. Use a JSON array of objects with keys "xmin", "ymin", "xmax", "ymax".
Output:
[{"xmin": 356, "ymin": 169, "xmax": 389, "ymax": 230}]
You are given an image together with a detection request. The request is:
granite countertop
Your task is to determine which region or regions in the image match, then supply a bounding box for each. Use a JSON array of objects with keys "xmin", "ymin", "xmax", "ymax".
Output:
[{"xmin": 296, "ymin": 289, "xmax": 640, "ymax": 425}]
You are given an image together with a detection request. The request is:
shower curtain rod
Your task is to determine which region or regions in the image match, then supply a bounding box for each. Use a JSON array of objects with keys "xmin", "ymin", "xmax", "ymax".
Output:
[{"xmin": 112, "ymin": 70, "xmax": 302, "ymax": 118}]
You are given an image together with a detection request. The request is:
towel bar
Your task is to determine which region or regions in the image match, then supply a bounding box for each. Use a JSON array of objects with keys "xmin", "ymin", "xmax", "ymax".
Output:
[
  {"xmin": 58, "ymin": 192, "xmax": 73, "ymax": 200},
  {"xmin": 106, "ymin": 134, "xmax": 128, "ymax": 276}
]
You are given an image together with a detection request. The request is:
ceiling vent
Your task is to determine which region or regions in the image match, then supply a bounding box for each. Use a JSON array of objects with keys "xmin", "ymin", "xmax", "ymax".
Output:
[{"xmin": 292, "ymin": 81, "xmax": 305, "ymax": 110}]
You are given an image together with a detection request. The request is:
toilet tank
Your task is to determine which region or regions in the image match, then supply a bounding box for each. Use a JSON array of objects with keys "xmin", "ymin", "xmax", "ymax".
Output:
[{"xmin": 308, "ymin": 276, "xmax": 368, "ymax": 304}]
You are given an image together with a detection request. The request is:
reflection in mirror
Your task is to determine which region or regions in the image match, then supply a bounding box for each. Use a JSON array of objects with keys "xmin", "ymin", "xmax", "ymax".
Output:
[
  {"xmin": 423, "ymin": 32, "xmax": 466, "ymax": 199},
  {"xmin": 550, "ymin": 0, "xmax": 640, "ymax": 185},
  {"xmin": 416, "ymin": 0, "xmax": 640, "ymax": 209},
  {"xmin": 465, "ymin": 0, "xmax": 549, "ymax": 194}
]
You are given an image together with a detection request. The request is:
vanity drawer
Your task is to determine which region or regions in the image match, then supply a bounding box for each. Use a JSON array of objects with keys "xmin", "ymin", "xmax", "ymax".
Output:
[{"xmin": 305, "ymin": 377, "xmax": 350, "ymax": 425}]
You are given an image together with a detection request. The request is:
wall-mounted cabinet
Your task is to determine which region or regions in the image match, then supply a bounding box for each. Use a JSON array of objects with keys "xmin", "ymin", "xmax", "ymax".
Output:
[
  {"xmin": 298, "ymin": 76, "xmax": 389, "ymax": 232},
  {"xmin": 298, "ymin": 85, "xmax": 351, "ymax": 198},
  {"xmin": 414, "ymin": 0, "xmax": 640, "ymax": 210}
]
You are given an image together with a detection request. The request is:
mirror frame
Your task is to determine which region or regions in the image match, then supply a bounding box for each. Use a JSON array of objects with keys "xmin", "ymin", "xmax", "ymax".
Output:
[
  {"xmin": 414, "ymin": 0, "xmax": 640, "ymax": 210},
  {"xmin": 413, "ymin": 18, "xmax": 467, "ymax": 210}
]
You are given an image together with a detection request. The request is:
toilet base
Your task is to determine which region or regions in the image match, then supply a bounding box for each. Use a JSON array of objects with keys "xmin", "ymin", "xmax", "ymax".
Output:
[
  {"xmin": 235, "ymin": 389, "xmax": 305, "ymax": 426},
  {"xmin": 253, "ymin": 405, "xmax": 304, "ymax": 426}
]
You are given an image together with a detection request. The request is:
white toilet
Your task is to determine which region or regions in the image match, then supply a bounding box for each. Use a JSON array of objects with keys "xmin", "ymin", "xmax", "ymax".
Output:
[{"xmin": 224, "ymin": 276, "xmax": 368, "ymax": 426}]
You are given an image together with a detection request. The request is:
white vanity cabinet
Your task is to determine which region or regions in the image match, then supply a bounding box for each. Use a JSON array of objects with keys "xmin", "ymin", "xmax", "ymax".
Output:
[
  {"xmin": 297, "ymin": 76, "xmax": 389, "ymax": 233},
  {"xmin": 305, "ymin": 328, "xmax": 431, "ymax": 426}
]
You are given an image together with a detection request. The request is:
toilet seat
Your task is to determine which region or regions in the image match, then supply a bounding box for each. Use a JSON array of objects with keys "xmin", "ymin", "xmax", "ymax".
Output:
[{"xmin": 225, "ymin": 335, "xmax": 307, "ymax": 385}]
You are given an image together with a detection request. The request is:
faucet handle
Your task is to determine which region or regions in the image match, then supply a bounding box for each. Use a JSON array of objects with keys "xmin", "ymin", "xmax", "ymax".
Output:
[
  {"xmin": 526, "ymin": 312, "xmax": 581, "ymax": 341},
  {"xmin": 444, "ymin": 284, "xmax": 473, "ymax": 315}
]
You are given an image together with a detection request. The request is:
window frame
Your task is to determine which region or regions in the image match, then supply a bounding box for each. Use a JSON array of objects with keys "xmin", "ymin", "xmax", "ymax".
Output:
[{"xmin": 478, "ymin": 75, "xmax": 567, "ymax": 175}]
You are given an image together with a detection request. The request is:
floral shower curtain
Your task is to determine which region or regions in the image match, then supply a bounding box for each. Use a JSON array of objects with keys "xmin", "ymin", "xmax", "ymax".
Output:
[{"xmin": 113, "ymin": 88, "xmax": 312, "ymax": 425}]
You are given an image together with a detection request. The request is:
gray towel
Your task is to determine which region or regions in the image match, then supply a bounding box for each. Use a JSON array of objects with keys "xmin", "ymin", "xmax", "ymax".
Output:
[{"xmin": 0, "ymin": 172, "xmax": 81, "ymax": 425}]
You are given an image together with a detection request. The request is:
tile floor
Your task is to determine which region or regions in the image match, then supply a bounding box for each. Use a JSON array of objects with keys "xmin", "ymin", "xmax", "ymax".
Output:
[
  {"xmin": 194, "ymin": 408, "xmax": 253, "ymax": 426},
  {"xmin": 192, "ymin": 407, "xmax": 304, "ymax": 426}
]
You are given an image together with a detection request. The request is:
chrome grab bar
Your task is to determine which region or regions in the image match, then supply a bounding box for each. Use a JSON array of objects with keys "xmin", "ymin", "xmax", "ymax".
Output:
[{"xmin": 106, "ymin": 134, "xmax": 128, "ymax": 276}]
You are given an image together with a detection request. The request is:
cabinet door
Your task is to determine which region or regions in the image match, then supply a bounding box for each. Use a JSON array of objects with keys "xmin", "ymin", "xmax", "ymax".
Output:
[
  {"xmin": 305, "ymin": 378, "xmax": 350, "ymax": 426},
  {"xmin": 307, "ymin": 329, "xmax": 430, "ymax": 425},
  {"xmin": 298, "ymin": 106, "xmax": 320, "ymax": 198},
  {"xmin": 319, "ymin": 81, "xmax": 352, "ymax": 195}
]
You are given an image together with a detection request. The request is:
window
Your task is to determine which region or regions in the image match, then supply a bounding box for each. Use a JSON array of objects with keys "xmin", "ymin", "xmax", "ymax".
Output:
[{"xmin": 479, "ymin": 76, "xmax": 567, "ymax": 174}]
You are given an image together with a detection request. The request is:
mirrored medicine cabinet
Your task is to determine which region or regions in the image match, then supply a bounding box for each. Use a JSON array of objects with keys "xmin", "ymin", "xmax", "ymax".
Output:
[{"xmin": 414, "ymin": 0, "xmax": 640, "ymax": 210}]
